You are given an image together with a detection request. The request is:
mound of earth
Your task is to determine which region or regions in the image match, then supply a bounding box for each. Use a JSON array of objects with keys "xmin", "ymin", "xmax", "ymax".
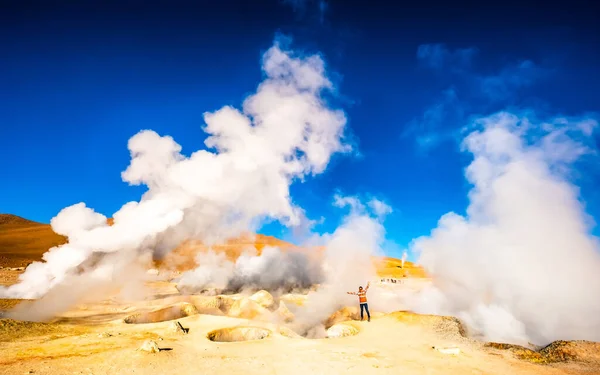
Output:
[
  {"xmin": 123, "ymin": 302, "xmax": 199, "ymax": 324},
  {"xmin": 388, "ymin": 311, "xmax": 467, "ymax": 338},
  {"xmin": 249, "ymin": 290, "xmax": 275, "ymax": 309},
  {"xmin": 326, "ymin": 322, "xmax": 360, "ymax": 338},
  {"xmin": 207, "ymin": 326, "xmax": 271, "ymax": 342},
  {"xmin": 228, "ymin": 297, "xmax": 268, "ymax": 320},
  {"xmin": 190, "ymin": 295, "xmax": 234, "ymax": 315},
  {"xmin": 486, "ymin": 340, "xmax": 600, "ymax": 364},
  {"xmin": 325, "ymin": 306, "xmax": 361, "ymax": 327}
]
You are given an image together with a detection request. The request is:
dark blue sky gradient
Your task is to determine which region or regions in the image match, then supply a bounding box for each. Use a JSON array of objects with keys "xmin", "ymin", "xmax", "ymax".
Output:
[{"xmin": 1, "ymin": 0, "xmax": 599, "ymax": 258}]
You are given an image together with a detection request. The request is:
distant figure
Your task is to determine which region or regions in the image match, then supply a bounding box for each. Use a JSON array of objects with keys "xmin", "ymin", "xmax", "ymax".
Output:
[{"xmin": 347, "ymin": 282, "xmax": 371, "ymax": 322}]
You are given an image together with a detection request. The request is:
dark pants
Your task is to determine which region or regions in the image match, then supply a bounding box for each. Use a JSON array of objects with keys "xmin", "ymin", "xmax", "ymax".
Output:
[{"xmin": 360, "ymin": 303, "xmax": 370, "ymax": 321}]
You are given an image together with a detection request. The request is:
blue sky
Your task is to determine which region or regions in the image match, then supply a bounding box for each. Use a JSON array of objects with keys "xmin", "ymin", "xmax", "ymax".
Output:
[{"xmin": 1, "ymin": 0, "xmax": 599, "ymax": 260}]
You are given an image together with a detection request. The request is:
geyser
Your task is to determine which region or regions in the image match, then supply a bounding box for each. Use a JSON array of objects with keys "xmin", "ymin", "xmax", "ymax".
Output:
[
  {"xmin": 0, "ymin": 36, "xmax": 352, "ymax": 322},
  {"xmin": 409, "ymin": 112, "xmax": 600, "ymax": 346}
]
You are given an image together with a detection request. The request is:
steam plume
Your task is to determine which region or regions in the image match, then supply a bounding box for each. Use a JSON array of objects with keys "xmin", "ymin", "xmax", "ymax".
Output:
[
  {"xmin": 409, "ymin": 112, "xmax": 600, "ymax": 346},
  {"xmin": 0, "ymin": 38, "xmax": 350, "ymax": 308},
  {"xmin": 175, "ymin": 245, "xmax": 324, "ymax": 294},
  {"xmin": 171, "ymin": 193, "xmax": 398, "ymax": 339},
  {"xmin": 290, "ymin": 195, "xmax": 391, "ymax": 337},
  {"xmin": 175, "ymin": 194, "xmax": 390, "ymax": 301}
]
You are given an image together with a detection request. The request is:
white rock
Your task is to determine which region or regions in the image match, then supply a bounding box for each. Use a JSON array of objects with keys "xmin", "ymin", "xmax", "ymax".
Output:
[
  {"xmin": 326, "ymin": 323, "xmax": 359, "ymax": 338},
  {"xmin": 170, "ymin": 321, "xmax": 188, "ymax": 334},
  {"xmin": 249, "ymin": 290, "xmax": 275, "ymax": 309},
  {"xmin": 139, "ymin": 340, "xmax": 160, "ymax": 353},
  {"xmin": 432, "ymin": 346, "xmax": 460, "ymax": 355}
]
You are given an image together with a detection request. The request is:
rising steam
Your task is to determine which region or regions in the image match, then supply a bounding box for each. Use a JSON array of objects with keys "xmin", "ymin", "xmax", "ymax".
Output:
[
  {"xmin": 174, "ymin": 194, "xmax": 392, "ymax": 306},
  {"xmin": 170, "ymin": 193, "xmax": 396, "ymax": 339},
  {"xmin": 289, "ymin": 195, "xmax": 391, "ymax": 338},
  {"xmin": 408, "ymin": 112, "xmax": 600, "ymax": 346},
  {"xmin": 175, "ymin": 245, "xmax": 325, "ymax": 294},
  {"xmin": 5, "ymin": 34, "xmax": 598, "ymax": 350},
  {"xmin": 0, "ymin": 38, "xmax": 350, "ymax": 307}
]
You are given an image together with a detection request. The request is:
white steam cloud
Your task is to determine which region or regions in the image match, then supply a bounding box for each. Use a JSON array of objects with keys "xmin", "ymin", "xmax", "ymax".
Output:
[
  {"xmin": 175, "ymin": 194, "xmax": 390, "ymax": 299},
  {"xmin": 0, "ymin": 38, "xmax": 350, "ymax": 306},
  {"xmin": 409, "ymin": 112, "xmax": 600, "ymax": 346},
  {"xmin": 176, "ymin": 245, "xmax": 324, "ymax": 294},
  {"xmin": 6, "ymin": 34, "xmax": 597, "ymax": 351},
  {"xmin": 167, "ymin": 193, "xmax": 395, "ymax": 338},
  {"xmin": 291, "ymin": 195, "xmax": 391, "ymax": 337}
]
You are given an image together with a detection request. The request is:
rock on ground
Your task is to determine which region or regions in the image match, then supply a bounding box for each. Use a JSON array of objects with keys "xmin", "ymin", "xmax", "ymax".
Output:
[
  {"xmin": 139, "ymin": 340, "xmax": 160, "ymax": 353},
  {"xmin": 170, "ymin": 321, "xmax": 189, "ymax": 334},
  {"xmin": 228, "ymin": 297, "xmax": 268, "ymax": 320},
  {"xmin": 326, "ymin": 323, "xmax": 359, "ymax": 338},
  {"xmin": 249, "ymin": 290, "xmax": 275, "ymax": 309}
]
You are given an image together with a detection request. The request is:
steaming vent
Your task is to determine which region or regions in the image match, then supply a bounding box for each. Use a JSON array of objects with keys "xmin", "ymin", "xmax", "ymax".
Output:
[
  {"xmin": 207, "ymin": 326, "xmax": 271, "ymax": 342},
  {"xmin": 325, "ymin": 322, "xmax": 359, "ymax": 338}
]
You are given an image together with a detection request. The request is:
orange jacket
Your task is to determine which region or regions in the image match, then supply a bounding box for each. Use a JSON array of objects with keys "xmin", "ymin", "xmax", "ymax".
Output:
[
  {"xmin": 357, "ymin": 290, "xmax": 367, "ymax": 303},
  {"xmin": 348, "ymin": 284, "xmax": 369, "ymax": 303}
]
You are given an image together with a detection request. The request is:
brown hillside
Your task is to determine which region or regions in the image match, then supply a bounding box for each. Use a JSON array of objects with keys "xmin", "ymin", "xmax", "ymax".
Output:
[
  {"xmin": 0, "ymin": 214, "xmax": 67, "ymax": 268},
  {"xmin": 0, "ymin": 214, "xmax": 38, "ymax": 226},
  {"xmin": 0, "ymin": 214, "xmax": 427, "ymax": 278}
]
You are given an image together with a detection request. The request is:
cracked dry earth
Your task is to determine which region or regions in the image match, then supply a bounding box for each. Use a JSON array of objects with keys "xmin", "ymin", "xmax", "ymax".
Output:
[{"xmin": 1, "ymin": 275, "xmax": 599, "ymax": 375}]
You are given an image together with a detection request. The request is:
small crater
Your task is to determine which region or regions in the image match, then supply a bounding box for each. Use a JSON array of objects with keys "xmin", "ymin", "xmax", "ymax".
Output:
[
  {"xmin": 123, "ymin": 303, "xmax": 198, "ymax": 324},
  {"xmin": 287, "ymin": 321, "xmax": 361, "ymax": 339},
  {"xmin": 207, "ymin": 327, "xmax": 271, "ymax": 342}
]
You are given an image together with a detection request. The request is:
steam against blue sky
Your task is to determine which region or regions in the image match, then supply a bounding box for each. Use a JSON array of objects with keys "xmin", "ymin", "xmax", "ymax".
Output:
[{"xmin": 1, "ymin": 0, "xmax": 599, "ymax": 260}]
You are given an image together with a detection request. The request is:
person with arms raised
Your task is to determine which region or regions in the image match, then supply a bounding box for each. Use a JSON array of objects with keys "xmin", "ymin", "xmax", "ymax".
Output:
[{"xmin": 347, "ymin": 282, "xmax": 370, "ymax": 322}]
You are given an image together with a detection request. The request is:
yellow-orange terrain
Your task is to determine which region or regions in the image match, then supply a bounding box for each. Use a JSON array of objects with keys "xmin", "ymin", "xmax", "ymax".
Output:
[
  {"xmin": 0, "ymin": 214, "xmax": 66, "ymax": 268},
  {"xmin": 0, "ymin": 214, "xmax": 426, "ymax": 278},
  {"xmin": 1, "ymin": 213, "xmax": 599, "ymax": 375}
]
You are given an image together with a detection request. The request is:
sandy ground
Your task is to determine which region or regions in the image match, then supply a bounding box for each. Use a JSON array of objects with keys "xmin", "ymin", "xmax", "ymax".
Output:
[
  {"xmin": 1, "ymin": 269, "xmax": 599, "ymax": 375},
  {"xmin": 0, "ymin": 268, "xmax": 21, "ymax": 288}
]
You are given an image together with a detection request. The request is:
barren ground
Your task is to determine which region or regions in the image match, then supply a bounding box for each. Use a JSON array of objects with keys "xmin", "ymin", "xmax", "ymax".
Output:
[
  {"xmin": 2, "ymin": 268, "xmax": 599, "ymax": 375},
  {"xmin": 1, "ymin": 215, "xmax": 599, "ymax": 375}
]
